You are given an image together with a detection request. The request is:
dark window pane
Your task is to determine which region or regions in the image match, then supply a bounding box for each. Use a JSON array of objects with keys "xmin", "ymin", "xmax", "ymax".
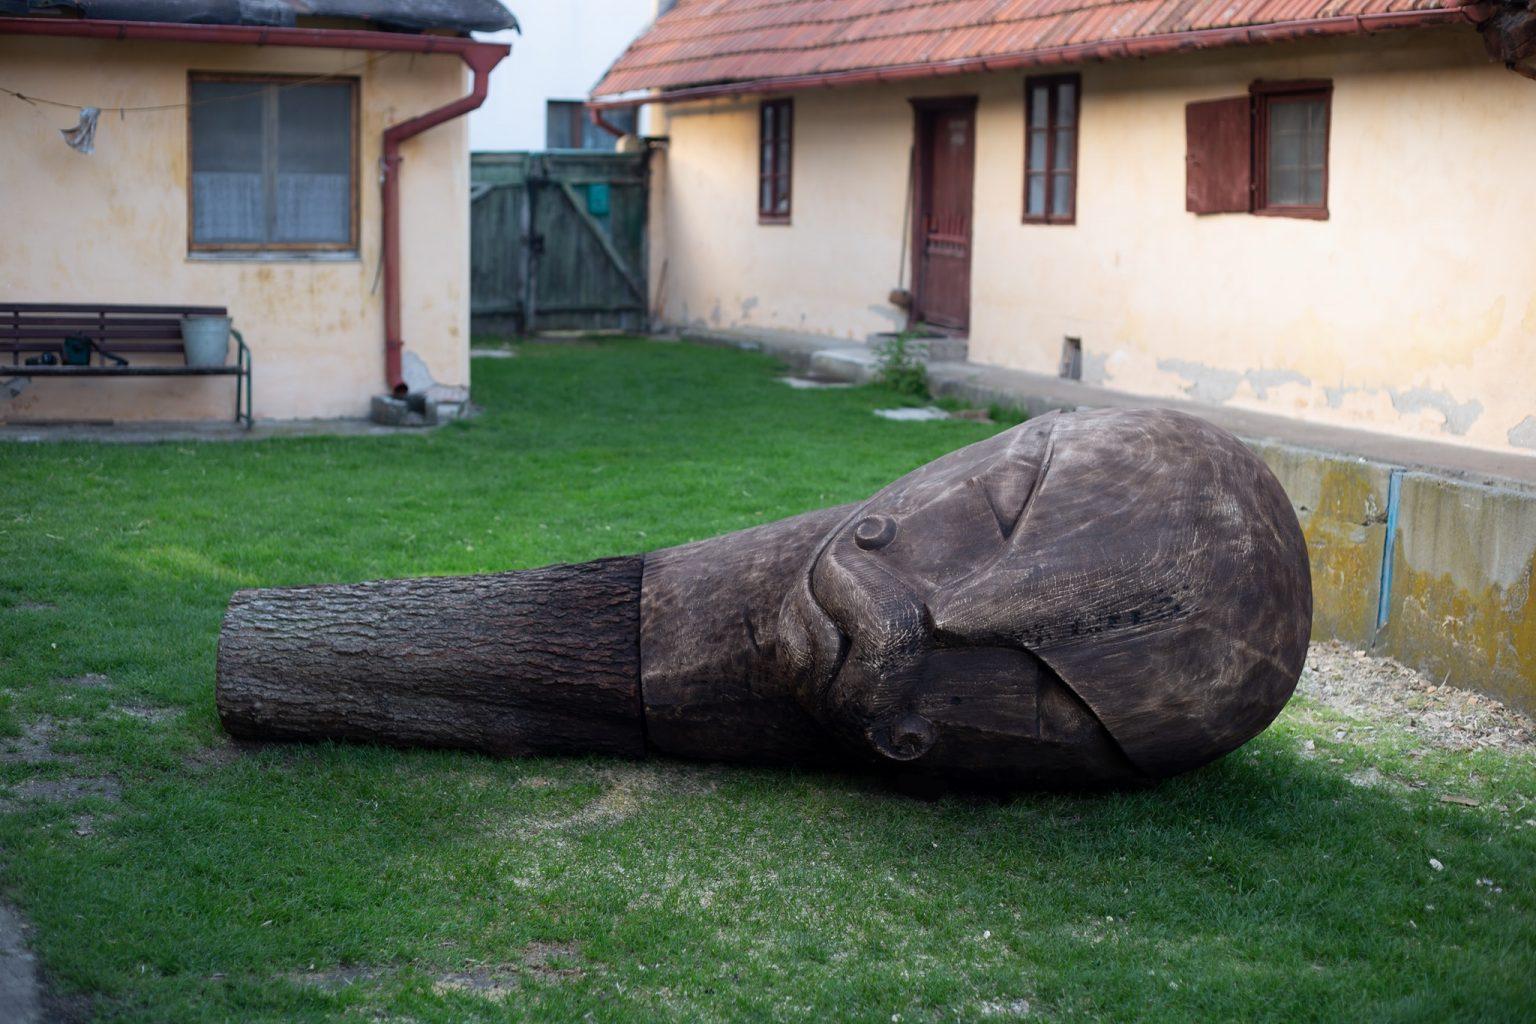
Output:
[
  {"xmin": 546, "ymin": 100, "xmax": 578, "ymax": 149},
  {"xmin": 1025, "ymin": 77, "xmax": 1079, "ymax": 221},
  {"xmin": 1030, "ymin": 85, "xmax": 1048, "ymax": 126},
  {"xmin": 190, "ymin": 81, "xmax": 266, "ymax": 243},
  {"xmin": 1269, "ymin": 166, "xmax": 1303, "ymax": 206},
  {"xmin": 1303, "ymin": 168, "xmax": 1325, "ymax": 207},
  {"xmin": 608, "ymin": 106, "xmax": 637, "ymax": 139},
  {"xmin": 275, "ymin": 83, "xmax": 351, "ymax": 243},
  {"xmin": 1057, "ymin": 82, "xmax": 1076, "ymax": 127},
  {"xmin": 1052, "ymin": 127, "xmax": 1074, "ymax": 172},
  {"xmin": 760, "ymin": 100, "xmax": 791, "ymax": 218},
  {"xmin": 1027, "ymin": 129, "xmax": 1047, "ymax": 172},
  {"xmin": 1266, "ymin": 96, "xmax": 1326, "ymax": 208},
  {"xmin": 1051, "ymin": 172, "xmax": 1073, "ymax": 217},
  {"xmin": 191, "ymin": 81, "xmax": 264, "ymax": 173},
  {"xmin": 191, "ymin": 77, "xmax": 357, "ymax": 248},
  {"xmin": 1027, "ymin": 173, "xmax": 1046, "ymax": 216}
]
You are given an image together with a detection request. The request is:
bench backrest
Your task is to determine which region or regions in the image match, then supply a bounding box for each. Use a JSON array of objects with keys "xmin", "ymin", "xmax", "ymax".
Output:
[{"xmin": 0, "ymin": 303, "xmax": 229, "ymax": 356}]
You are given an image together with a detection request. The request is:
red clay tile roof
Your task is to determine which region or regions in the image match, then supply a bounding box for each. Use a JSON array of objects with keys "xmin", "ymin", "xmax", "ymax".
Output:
[{"xmin": 591, "ymin": 0, "xmax": 1477, "ymax": 102}]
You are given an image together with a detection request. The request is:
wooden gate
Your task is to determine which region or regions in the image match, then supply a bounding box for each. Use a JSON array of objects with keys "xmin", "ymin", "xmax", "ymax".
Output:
[{"xmin": 470, "ymin": 151, "xmax": 648, "ymax": 334}]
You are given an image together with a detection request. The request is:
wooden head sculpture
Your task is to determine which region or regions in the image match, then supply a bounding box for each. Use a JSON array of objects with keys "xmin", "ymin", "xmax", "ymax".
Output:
[{"xmin": 219, "ymin": 408, "xmax": 1312, "ymax": 790}]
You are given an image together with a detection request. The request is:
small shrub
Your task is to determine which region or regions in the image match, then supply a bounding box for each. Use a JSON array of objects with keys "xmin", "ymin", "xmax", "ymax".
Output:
[
  {"xmin": 987, "ymin": 402, "xmax": 1030, "ymax": 426},
  {"xmin": 874, "ymin": 330, "xmax": 930, "ymax": 398}
]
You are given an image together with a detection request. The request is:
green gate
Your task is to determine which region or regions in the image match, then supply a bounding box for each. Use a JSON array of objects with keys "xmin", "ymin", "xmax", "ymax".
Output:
[{"xmin": 470, "ymin": 151, "xmax": 649, "ymax": 334}]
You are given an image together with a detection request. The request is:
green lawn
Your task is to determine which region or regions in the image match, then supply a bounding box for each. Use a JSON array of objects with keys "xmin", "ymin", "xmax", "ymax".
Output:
[{"xmin": 2, "ymin": 338, "xmax": 1533, "ymax": 1022}]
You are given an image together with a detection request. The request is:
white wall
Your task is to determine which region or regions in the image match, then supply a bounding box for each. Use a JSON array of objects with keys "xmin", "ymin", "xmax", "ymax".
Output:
[
  {"xmin": 470, "ymin": 0, "xmax": 656, "ymax": 151},
  {"xmin": 651, "ymin": 29, "xmax": 1536, "ymax": 455},
  {"xmin": 0, "ymin": 36, "xmax": 471, "ymax": 422}
]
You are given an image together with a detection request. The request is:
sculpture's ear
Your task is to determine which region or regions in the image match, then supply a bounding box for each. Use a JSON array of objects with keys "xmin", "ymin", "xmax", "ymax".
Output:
[{"xmin": 970, "ymin": 412, "xmax": 1056, "ymax": 540}]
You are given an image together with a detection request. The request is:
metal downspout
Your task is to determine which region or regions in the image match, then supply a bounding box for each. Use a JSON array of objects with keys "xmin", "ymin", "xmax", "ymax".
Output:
[{"xmin": 381, "ymin": 45, "xmax": 508, "ymax": 395}]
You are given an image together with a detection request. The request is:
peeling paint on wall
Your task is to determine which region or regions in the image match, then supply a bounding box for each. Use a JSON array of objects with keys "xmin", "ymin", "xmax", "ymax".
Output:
[
  {"xmin": 1244, "ymin": 369, "xmax": 1311, "ymax": 400},
  {"xmin": 1156, "ymin": 359, "xmax": 1312, "ymax": 404},
  {"xmin": 1081, "ymin": 350, "xmax": 1109, "ymax": 387},
  {"xmin": 1390, "ymin": 388, "xmax": 1482, "ymax": 436},
  {"xmin": 1508, "ymin": 415, "xmax": 1536, "ymax": 450},
  {"xmin": 1155, "ymin": 359, "xmax": 1242, "ymax": 403}
]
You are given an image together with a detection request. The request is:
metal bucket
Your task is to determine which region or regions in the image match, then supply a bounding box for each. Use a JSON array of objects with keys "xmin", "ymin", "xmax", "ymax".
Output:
[{"xmin": 181, "ymin": 315, "xmax": 231, "ymax": 368}]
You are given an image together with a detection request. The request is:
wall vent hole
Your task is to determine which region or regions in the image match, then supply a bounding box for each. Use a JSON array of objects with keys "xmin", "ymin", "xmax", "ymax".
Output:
[{"xmin": 1059, "ymin": 337, "xmax": 1083, "ymax": 381}]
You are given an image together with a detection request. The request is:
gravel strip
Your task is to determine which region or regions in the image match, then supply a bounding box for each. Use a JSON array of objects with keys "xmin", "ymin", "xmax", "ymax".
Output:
[{"xmin": 1299, "ymin": 641, "xmax": 1534, "ymax": 753}]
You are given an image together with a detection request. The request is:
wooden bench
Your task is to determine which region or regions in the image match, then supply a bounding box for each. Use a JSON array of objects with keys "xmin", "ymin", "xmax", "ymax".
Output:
[{"xmin": 0, "ymin": 303, "xmax": 252, "ymax": 428}]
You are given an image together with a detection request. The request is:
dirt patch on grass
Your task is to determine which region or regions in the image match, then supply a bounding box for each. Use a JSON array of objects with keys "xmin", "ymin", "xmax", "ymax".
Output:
[
  {"xmin": 1299, "ymin": 642, "xmax": 1535, "ymax": 753},
  {"xmin": 289, "ymin": 965, "xmax": 389, "ymax": 992},
  {"xmin": 110, "ymin": 704, "xmax": 180, "ymax": 724},
  {"xmin": 0, "ymin": 719, "xmax": 68, "ymax": 766},
  {"xmin": 184, "ymin": 741, "xmax": 244, "ymax": 771},
  {"xmin": 1, "ymin": 777, "xmax": 121, "ymax": 807},
  {"xmin": 290, "ymin": 941, "xmax": 583, "ymax": 1002},
  {"xmin": 519, "ymin": 941, "xmax": 583, "ymax": 981},
  {"xmin": 429, "ymin": 967, "xmax": 521, "ymax": 1001},
  {"xmin": 56, "ymin": 673, "xmax": 111, "ymax": 689},
  {"xmin": 519, "ymin": 763, "xmax": 720, "ymax": 834}
]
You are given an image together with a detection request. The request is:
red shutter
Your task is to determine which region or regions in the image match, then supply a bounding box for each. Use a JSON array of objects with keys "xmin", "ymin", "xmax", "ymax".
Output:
[{"xmin": 1185, "ymin": 96, "xmax": 1251, "ymax": 214}]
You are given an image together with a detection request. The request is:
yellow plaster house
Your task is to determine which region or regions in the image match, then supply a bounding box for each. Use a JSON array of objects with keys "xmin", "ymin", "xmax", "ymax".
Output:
[
  {"xmin": 0, "ymin": 1, "xmax": 516, "ymax": 424},
  {"xmin": 595, "ymin": 0, "xmax": 1536, "ymax": 457}
]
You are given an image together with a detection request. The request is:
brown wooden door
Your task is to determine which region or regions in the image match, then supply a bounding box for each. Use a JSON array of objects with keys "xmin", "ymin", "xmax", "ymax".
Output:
[{"xmin": 912, "ymin": 99, "xmax": 977, "ymax": 333}]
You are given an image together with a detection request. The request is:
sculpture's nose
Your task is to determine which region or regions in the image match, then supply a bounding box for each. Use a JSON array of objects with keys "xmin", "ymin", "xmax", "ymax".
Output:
[{"xmin": 868, "ymin": 711, "xmax": 936, "ymax": 761}]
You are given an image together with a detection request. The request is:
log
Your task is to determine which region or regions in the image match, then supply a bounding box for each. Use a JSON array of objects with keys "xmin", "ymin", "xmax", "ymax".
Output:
[{"xmin": 216, "ymin": 557, "xmax": 645, "ymax": 758}]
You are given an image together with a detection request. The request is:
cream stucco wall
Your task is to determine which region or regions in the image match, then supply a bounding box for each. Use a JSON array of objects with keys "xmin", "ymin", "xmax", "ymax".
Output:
[
  {"xmin": 650, "ymin": 28, "xmax": 1536, "ymax": 454},
  {"xmin": 0, "ymin": 36, "xmax": 471, "ymax": 422}
]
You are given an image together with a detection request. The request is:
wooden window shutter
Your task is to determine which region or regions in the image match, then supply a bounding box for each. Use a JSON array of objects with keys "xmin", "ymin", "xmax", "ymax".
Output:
[{"xmin": 1185, "ymin": 96, "xmax": 1251, "ymax": 214}]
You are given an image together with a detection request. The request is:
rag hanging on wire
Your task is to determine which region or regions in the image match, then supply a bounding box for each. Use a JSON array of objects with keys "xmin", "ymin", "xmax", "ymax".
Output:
[
  {"xmin": 2, "ymin": 51, "xmax": 386, "ymax": 155},
  {"xmin": 60, "ymin": 106, "xmax": 99, "ymax": 153}
]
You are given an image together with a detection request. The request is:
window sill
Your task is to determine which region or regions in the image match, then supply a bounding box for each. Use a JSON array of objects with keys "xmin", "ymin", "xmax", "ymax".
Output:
[
  {"xmin": 188, "ymin": 250, "xmax": 362, "ymax": 263},
  {"xmin": 1022, "ymin": 216, "xmax": 1076, "ymax": 226},
  {"xmin": 1252, "ymin": 206, "xmax": 1329, "ymax": 221},
  {"xmin": 757, "ymin": 216, "xmax": 792, "ymax": 226}
]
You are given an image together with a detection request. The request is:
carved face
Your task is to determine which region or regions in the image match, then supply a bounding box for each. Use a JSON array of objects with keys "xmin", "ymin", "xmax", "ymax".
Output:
[{"xmin": 775, "ymin": 408, "xmax": 1311, "ymax": 787}]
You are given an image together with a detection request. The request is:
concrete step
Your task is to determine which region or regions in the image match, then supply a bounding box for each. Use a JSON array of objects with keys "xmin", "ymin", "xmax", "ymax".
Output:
[
  {"xmin": 808, "ymin": 346, "xmax": 880, "ymax": 383},
  {"xmin": 868, "ymin": 332, "xmax": 970, "ymax": 362}
]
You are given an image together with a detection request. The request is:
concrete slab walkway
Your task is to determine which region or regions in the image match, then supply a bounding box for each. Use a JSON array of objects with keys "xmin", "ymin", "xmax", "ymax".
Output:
[
  {"xmin": 688, "ymin": 326, "xmax": 1536, "ymax": 487},
  {"xmin": 0, "ymin": 416, "xmax": 443, "ymax": 444},
  {"xmin": 0, "ymin": 904, "xmax": 41, "ymax": 1024}
]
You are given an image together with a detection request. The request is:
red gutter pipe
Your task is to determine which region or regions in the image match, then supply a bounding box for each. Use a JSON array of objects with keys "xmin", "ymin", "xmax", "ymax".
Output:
[
  {"xmin": 588, "ymin": 106, "xmax": 629, "ymax": 138},
  {"xmin": 382, "ymin": 45, "xmax": 506, "ymax": 394},
  {"xmin": 590, "ymin": 6, "xmax": 1486, "ymax": 108},
  {"xmin": 0, "ymin": 16, "xmax": 510, "ymax": 396}
]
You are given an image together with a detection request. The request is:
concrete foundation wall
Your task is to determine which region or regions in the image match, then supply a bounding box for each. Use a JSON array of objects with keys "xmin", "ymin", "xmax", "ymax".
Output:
[{"xmin": 1257, "ymin": 445, "xmax": 1536, "ymax": 712}]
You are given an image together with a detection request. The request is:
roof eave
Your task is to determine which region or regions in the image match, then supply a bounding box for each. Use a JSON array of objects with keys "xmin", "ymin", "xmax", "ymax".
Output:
[
  {"xmin": 591, "ymin": 6, "xmax": 1487, "ymax": 107},
  {"xmin": 0, "ymin": 14, "xmax": 509, "ymax": 56}
]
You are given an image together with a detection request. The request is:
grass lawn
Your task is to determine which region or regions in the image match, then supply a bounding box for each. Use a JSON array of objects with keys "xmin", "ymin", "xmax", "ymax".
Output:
[{"xmin": 2, "ymin": 337, "xmax": 1533, "ymax": 1022}]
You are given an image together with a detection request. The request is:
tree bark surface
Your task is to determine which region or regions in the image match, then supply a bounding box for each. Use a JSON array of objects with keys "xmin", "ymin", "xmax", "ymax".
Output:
[{"xmin": 217, "ymin": 557, "xmax": 644, "ymax": 758}]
